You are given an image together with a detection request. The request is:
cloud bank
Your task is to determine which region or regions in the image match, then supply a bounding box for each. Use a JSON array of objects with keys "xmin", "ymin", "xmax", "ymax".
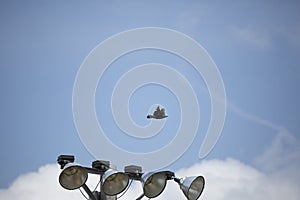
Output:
[{"xmin": 1, "ymin": 131, "xmax": 299, "ymax": 200}]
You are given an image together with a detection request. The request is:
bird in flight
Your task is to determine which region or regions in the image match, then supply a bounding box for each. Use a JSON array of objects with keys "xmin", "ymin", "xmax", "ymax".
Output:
[{"xmin": 147, "ymin": 106, "xmax": 168, "ymax": 119}]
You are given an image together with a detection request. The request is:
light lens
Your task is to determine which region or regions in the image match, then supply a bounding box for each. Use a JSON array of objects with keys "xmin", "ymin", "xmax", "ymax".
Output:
[
  {"xmin": 143, "ymin": 172, "xmax": 167, "ymax": 198},
  {"xmin": 180, "ymin": 176, "xmax": 205, "ymax": 200},
  {"xmin": 59, "ymin": 165, "xmax": 88, "ymax": 190},
  {"xmin": 102, "ymin": 169, "xmax": 129, "ymax": 196}
]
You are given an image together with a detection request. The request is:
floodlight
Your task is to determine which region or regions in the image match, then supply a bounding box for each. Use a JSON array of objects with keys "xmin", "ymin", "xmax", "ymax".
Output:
[
  {"xmin": 102, "ymin": 169, "xmax": 129, "ymax": 196},
  {"xmin": 142, "ymin": 171, "xmax": 168, "ymax": 198},
  {"xmin": 178, "ymin": 176, "xmax": 205, "ymax": 200},
  {"xmin": 59, "ymin": 164, "xmax": 88, "ymax": 190},
  {"xmin": 57, "ymin": 155, "xmax": 206, "ymax": 200}
]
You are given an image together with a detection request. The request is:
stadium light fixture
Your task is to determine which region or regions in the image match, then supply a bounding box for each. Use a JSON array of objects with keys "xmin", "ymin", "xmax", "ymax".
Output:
[
  {"xmin": 174, "ymin": 176, "xmax": 205, "ymax": 200},
  {"xmin": 57, "ymin": 155, "xmax": 205, "ymax": 200},
  {"xmin": 59, "ymin": 164, "xmax": 88, "ymax": 190},
  {"xmin": 102, "ymin": 169, "xmax": 129, "ymax": 196}
]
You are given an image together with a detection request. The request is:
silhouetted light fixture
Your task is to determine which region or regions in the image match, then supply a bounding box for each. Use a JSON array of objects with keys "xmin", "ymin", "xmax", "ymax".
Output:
[{"xmin": 57, "ymin": 155, "xmax": 205, "ymax": 200}]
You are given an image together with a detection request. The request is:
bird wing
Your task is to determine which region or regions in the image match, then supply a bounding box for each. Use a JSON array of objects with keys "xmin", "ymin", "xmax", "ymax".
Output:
[
  {"xmin": 153, "ymin": 110, "xmax": 159, "ymax": 117},
  {"xmin": 156, "ymin": 106, "xmax": 160, "ymax": 112}
]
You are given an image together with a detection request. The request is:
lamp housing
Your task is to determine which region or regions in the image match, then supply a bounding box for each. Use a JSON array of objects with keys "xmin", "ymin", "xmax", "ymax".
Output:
[
  {"xmin": 179, "ymin": 176, "xmax": 205, "ymax": 200},
  {"xmin": 59, "ymin": 164, "xmax": 88, "ymax": 190},
  {"xmin": 141, "ymin": 171, "xmax": 170, "ymax": 198},
  {"xmin": 102, "ymin": 169, "xmax": 129, "ymax": 196}
]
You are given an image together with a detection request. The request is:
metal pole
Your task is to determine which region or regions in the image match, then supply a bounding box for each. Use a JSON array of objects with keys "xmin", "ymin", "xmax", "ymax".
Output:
[
  {"xmin": 136, "ymin": 193, "xmax": 145, "ymax": 200},
  {"xmin": 82, "ymin": 184, "xmax": 97, "ymax": 200}
]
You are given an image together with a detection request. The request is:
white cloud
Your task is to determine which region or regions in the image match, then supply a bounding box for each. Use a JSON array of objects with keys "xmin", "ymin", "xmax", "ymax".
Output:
[
  {"xmin": 0, "ymin": 164, "xmax": 83, "ymax": 200},
  {"xmin": 176, "ymin": 11, "xmax": 202, "ymax": 31},
  {"xmin": 229, "ymin": 26, "xmax": 272, "ymax": 49},
  {"xmin": 230, "ymin": 104, "xmax": 300, "ymax": 170},
  {"xmin": 254, "ymin": 130, "xmax": 300, "ymax": 172},
  {"xmin": 156, "ymin": 153, "xmax": 300, "ymax": 200},
  {"xmin": 229, "ymin": 23, "xmax": 300, "ymax": 50},
  {"xmin": 228, "ymin": 102, "xmax": 300, "ymax": 173}
]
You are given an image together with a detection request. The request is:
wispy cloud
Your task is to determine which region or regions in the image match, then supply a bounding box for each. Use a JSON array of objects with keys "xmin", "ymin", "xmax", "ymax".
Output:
[
  {"xmin": 229, "ymin": 25, "xmax": 272, "ymax": 49},
  {"xmin": 228, "ymin": 102, "xmax": 284, "ymax": 131},
  {"xmin": 229, "ymin": 23, "xmax": 300, "ymax": 50},
  {"xmin": 254, "ymin": 130, "xmax": 300, "ymax": 172},
  {"xmin": 228, "ymin": 102, "xmax": 300, "ymax": 172},
  {"xmin": 176, "ymin": 11, "xmax": 202, "ymax": 31}
]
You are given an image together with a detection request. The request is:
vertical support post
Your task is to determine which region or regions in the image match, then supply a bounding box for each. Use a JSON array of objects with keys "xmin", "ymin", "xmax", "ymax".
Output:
[{"xmin": 82, "ymin": 184, "xmax": 97, "ymax": 200}]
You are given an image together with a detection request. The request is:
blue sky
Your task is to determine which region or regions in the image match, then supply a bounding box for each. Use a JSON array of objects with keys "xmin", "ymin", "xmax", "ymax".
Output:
[{"xmin": 0, "ymin": 1, "xmax": 299, "ymax": 199}]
